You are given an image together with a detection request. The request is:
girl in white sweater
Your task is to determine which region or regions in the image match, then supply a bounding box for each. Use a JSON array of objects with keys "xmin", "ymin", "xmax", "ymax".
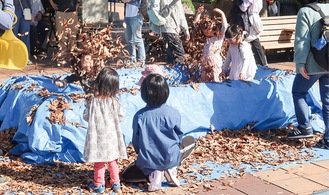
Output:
[{"xmin": 222, "ymin": 24, "xmax": 257, "ymax": 81}]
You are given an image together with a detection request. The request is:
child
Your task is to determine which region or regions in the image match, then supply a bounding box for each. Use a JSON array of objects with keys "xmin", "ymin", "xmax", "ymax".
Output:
[
  {"xmin": 120, "ymin": 74, "xmax": 196, "ymax": 191},
  {"xmin": 137, "ymin": 64, "xmax": 165, "ymax": 86},
  {"xmin": 55, "ymin": 54, "xmax": 103, "ymax": 94},
  {"xmin": 83, "ymin": 67, "xmax": 127, "ymax": 193},
  {"xmin": 222, "ymin": 24, "xmax": 258, "ymax": 81},
  {"xmin": 194, "ymin": 6, "xmax": 228, "ymax": 82}
]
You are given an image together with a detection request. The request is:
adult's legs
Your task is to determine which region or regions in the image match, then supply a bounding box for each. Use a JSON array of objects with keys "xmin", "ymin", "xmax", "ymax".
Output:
[
  {"xmin": 250, "ymin": 38, "xmax": 267, "ymax": 66},
  {"xmin": 36, "ymin": 19, "xmax": 50, "ymax": 51},
  {"xmin": 13, "ymin": 11, "xmax": 31, "ymax": 57},
  {"xmin": 125, "ymin": 16, "xmax": 136, "ymax": 62},
  {"xmin": 319, "ymin": 74, "xmax": 329, "ymax": 140},
  {"xmin": 162, "ymin": 33, "xmax": 185, "ymax": 64},
  {"xmin": 30, "ymin": 25, "xmax": 37, "ymax": 55},
  {"xmin": 292, "ymin": 74, "xmax": 322, "ymax": 130},
  {"xmin": 125, "ymin": 16, "xmax": 145, "ymax": 63}
]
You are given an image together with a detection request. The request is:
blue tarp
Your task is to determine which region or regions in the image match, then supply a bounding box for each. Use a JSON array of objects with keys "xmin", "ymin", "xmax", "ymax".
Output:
[{"xmin": 0, "ymin": 66, "xmax": 325, "ymax": 164}]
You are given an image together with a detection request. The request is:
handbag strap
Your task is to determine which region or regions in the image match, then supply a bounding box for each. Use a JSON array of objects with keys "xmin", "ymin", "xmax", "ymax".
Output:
[
  {"xmin": 306, "ymin": 3, "xmax": 326, "ymax": 18},
  {"xmin": 18, "ymin": 0, "xmax": 24, "ymax": 10}
]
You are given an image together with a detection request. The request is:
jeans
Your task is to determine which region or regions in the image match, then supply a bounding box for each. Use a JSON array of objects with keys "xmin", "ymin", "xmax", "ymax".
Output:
[
  {"xmin": 13, "ymin": 10, "xmax": 31, "ymax": 56},
  {"xmin": 125, "ymin": 15, "xmax": 145, "ymax": 62},
  {"xmin": 93, "ymin": 160, "xmax": 120, "ymax": 186},
  {"xmin": 162, "ymin": 32, "xmax": 185, "ymax": 64},
  {"xmin": 292, "ymin": 73, "xmax": 329, "ymax": 139}
]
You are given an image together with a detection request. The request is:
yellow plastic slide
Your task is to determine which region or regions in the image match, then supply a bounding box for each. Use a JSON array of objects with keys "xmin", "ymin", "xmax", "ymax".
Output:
[{"xmin": 0, "ymin": 11, "xmax": 28, "ymax": 70}]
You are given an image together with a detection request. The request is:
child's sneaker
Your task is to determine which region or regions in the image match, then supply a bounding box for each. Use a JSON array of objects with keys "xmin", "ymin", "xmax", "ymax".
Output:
[
  {"xmin": 164, "ymin": 166, "xmax": 180, "ymax": 187},
  {"xmin": 317, "ymin": 139, "xmax": 329, "ymax": 149},
  {"xmin": 148, "ymin": 170, "xmax": 164, "ymax": 192},
  {"xmin": 287, "ymin": 126, "xmax": 313, "ymax": 139},
  {"xmin": 179, "ymin": 135, "xmax": 196, "ymax": 164},
  {"xmin": 88, "ymin": 183, "xmax": 105, "ymax": 193},
  {"xmin": 111, "ymin": 183, "xmax": 122, "ymax": 194}
]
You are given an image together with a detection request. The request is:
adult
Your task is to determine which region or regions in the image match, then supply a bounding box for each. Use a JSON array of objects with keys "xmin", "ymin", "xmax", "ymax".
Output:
[
  {"xmin": 0, "ymin": 0, "xmax": 15, "ymax": 186},
  {"xmin": 149, "ymin": 0, "xmax": 190, "ymax": 65},
  {"xmin": 49, "ymin": 0, "xmax": 79, "ymax": 66},
  {"xmin": 30, "ymin": 0, "xmax": 48, "ymax": 55},
  {"xmin": 228, "ymin": 0, "xmax": 268, "ymax": 66},
  {"xmin": 123, "ymin": 0, "xmax": 146, "ymax": 67},
  {"xmin": 287, "ymin": 0, "xmax": 329, "ymax": 144},
  {"xmin": 13, "ymin": 0, "xmax": 32, "ymax": 64},
  {"xmin": 266, "ymin": 0, "xmax": 280, "ymax": 16}
]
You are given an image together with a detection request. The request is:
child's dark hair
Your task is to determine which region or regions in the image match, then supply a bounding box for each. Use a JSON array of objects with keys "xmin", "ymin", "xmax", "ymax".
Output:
[
  {"xmin": 225, "ymin": 24, "xmax": 244, "ymax": 39},
  {"xmin": 141, "ymin": 74, "xmax": 169, "ymax": 107},
  {"xmin": 94, "ymin": 67, "xmax": 119, "ymax": 97}
]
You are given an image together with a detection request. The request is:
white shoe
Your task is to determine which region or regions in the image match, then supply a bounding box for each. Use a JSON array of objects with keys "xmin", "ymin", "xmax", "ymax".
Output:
[
  {"xmin": 27, "ymin": 60, "xmax": 33, "ymax": 65},
  {"xmin": 148, "ymin": 170, "xmax": 164, "ymax": 192},
  {"xmin": 164, "ymin": 167, "xmax": 180, "ymax": 187}
]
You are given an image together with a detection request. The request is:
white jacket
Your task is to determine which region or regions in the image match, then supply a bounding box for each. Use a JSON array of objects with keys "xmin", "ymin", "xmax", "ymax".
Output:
[{"xmin": 150, "ymin": 0, "xmax": 189, "ymax": 36}]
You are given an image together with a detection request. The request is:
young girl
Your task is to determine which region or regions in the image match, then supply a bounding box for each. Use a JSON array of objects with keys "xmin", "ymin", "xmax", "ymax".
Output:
[
  {"xmin": 193, "ymin": 6, "xmax": 228, "ymax": 82},
  {"xmin": 83, "ymin": 67, "xmax": 127, "ymax": 193},
  {"xmin": 120, "ymin": 74, "xmax": 196, "ymax": 191},
  {"xmin": 137, "ymin": 64, "xmax": 165, "ymax": 86},
  {"xmin": 222, "ymin": 24, "xmax": 258, "ymax": 81}
]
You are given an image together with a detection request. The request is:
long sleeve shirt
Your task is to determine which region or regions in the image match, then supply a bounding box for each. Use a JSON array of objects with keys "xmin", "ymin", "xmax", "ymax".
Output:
[
  {"xmin": 132, "ymin": 104, "xmax": 183, "ymax": 175},
  {"xmin": 0, "ymin": 0, "xmax": 15, "ymax": 30},
  {"xmin": 294, "ymin": 2, "xmax": 329, "ymax": 74}
]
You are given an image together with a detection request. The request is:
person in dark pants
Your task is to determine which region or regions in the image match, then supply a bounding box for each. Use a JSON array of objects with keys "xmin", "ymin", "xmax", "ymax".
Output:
[
  {"xmin": 287, "ymin": 0, "xmax": 329, "ymax": 145},
  {"xmin": 228, "ymin": 0, "xmax": 268, "ymax": 66},
  {"xmin": 148, "ymin": 0, "xmax": 190, "ymax": 65}
]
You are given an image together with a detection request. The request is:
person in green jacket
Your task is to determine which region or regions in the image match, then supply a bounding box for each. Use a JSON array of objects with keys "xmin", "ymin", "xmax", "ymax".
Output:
[{"xmin": 287, "ymin": 0, "xmax": 329, "ymax": 149}]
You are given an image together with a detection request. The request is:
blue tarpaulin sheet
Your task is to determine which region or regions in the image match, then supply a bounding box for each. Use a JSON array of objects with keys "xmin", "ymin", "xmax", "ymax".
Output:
[{"xmin": 0, "ymin": 66, "xmax": 325, "ymax": 164}]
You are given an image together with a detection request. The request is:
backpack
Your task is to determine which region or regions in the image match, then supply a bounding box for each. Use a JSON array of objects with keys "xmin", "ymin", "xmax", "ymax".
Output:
[
  {"xmin": 147, "ymin": 0, "xmax": 167, "ymax": 27},
  {"xmin": 306, "ymin": 3, "xmax": 329, "ymax": 70}
]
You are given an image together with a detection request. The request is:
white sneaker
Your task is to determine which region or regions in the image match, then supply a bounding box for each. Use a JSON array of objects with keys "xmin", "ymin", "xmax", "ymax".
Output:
[
  {"xmin": 27, "ymin": 60, "xmax": 33, "ymax": 65},
  {"xmin": 148, "ymin": 170, "xmax": 164, "ymax": 192},
  {"xmin": 164, "ymin": 167, "xmax": 180, "ymax": 187}
]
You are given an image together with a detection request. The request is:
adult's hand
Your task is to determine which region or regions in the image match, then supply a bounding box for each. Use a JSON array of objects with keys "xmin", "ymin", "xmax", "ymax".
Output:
[
  {"xmin": 49, "ymin": 0, "xmax": 58, "ymax": 11},
  {"xmin": 299, "ymin": 67, "xmax": 310, "ymax": 80}
]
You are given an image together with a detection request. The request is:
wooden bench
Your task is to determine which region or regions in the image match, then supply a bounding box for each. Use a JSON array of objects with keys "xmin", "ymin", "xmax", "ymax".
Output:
[{"xmin": 259, "ymin": 15, "xmax": 297, "ymax": 51}]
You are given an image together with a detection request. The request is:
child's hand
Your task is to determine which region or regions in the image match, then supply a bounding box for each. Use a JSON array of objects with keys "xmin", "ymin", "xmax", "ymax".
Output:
[
  {"xmin": 220, "ymin": 71, "xmax": 226, "ymax": 79},
  {"xmin": 197, "ymin": 5, "xmax": 204, "ymax": 14},
  {"xmin": 213, "ymin": 8, "xmax": 223, "ymax": 14},
  {"xmin": 55, "ymin": 80, "xmax": 64, "ymax": 87},
  {"xmin": 239, "ymin": 73, "xmax": 246, "ymax": 80}
]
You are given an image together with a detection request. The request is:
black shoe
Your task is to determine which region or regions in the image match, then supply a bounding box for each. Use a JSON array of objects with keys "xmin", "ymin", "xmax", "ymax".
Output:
[
  {"xmin": 287, "ymin": 127, "xmax": 313, "ymax": 139},
  {"xmin": 316, "ymin": 139, "xmax": 329, "ymax": 149},
  {"xmin": 179, "ymin": 135, "xmax": 196, "ymax": 164}
]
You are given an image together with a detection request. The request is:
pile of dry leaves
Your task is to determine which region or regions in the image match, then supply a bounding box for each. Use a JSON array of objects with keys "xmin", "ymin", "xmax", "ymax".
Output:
[{"xmin": 0, "ymin": 123, "xmax": 322, "ymax": 194}]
